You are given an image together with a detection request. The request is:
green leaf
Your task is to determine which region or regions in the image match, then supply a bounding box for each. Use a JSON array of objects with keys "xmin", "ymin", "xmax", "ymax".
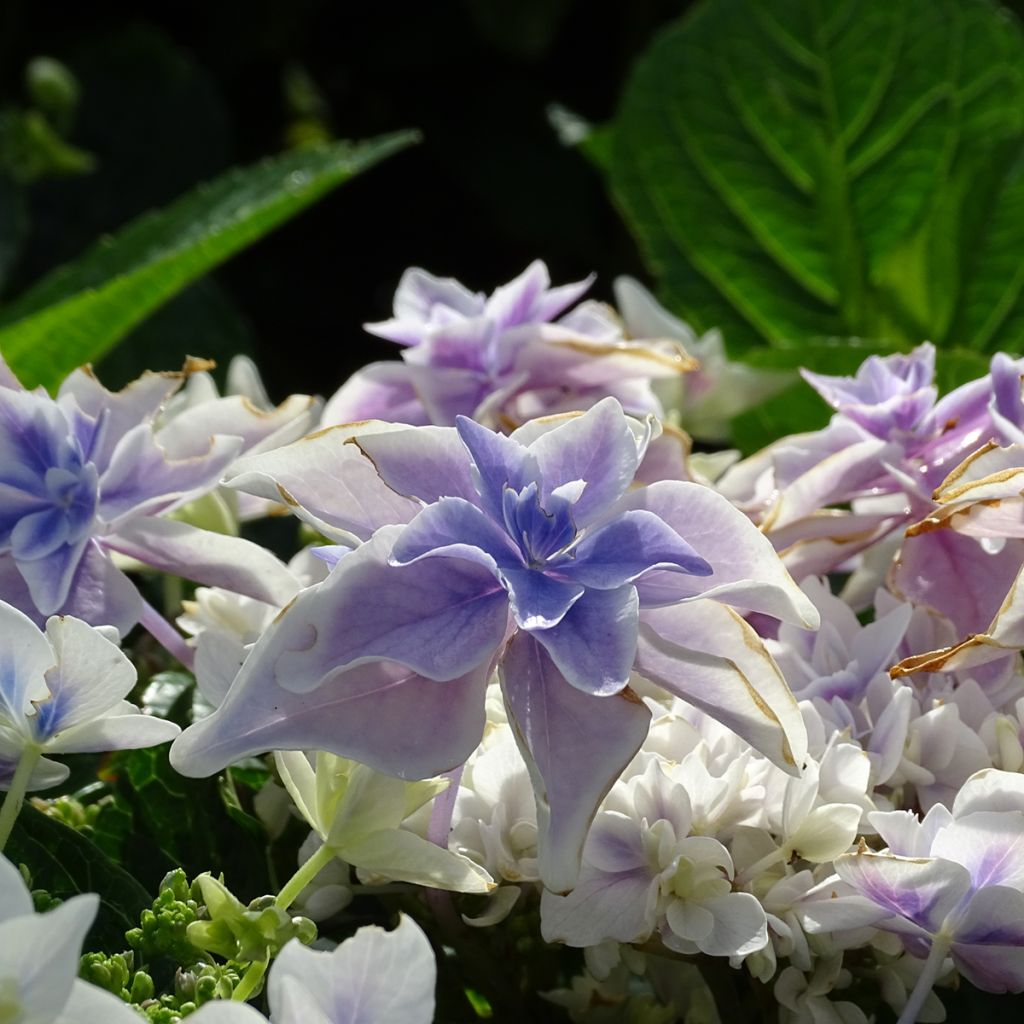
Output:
[
  {"xmin": 6, "ymin": 804, "xmax": 150, "ymax": 952},
  {"xmin": 0, "ymin": 132, "xmax": 419, "ymax": 390},
  {"xmin": 606, "ymin": 0, "xmax": 1024, "ymax": 355}
]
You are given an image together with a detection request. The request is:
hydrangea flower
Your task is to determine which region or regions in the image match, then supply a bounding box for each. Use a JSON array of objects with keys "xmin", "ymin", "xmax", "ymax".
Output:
[
  {"xmin": 0, "ymin": 600, "xmax": 179, "ymax": 838},
  {"xmin": 172, "ymin": 398, "xmax": 816, "ymax": 890},
  {"xmin": 188, "ymin": 914, "xmax": 436, "ymax": 1024},
  {"xmin": 322, "ymin": 262, "xmax": 694, "ymax": 429},
  {"xmin": 0, "ymin": 853, "xmax": 143, "ymax": 1023},
  {"xmin": 800, "ymin": 770, "xmax": 1024, "ymax": 1020},
  {"xmin": 0, "ymin": 359, "xmax": 302, "ymax": 655},
  {"xmin": 273, "ymin": 749, "xmax": 493, "ymax": 895},
  {"xmin": 540, "ymin": 759, "xmax": 769, "ymax": 958}
]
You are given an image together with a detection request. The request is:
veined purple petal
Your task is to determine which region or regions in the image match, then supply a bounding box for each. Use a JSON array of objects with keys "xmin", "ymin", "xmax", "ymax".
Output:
[
  {"xmin": 501, "ymin": 632, "xmax": 650, "ymax": 892},
  {"xmin": 835, "ymin": 851, "xmax": 971, "ymax": 934},
  {"xmin": 321, "ymin": 362, "xmax": 429, "ymax": 426},
  {"xmin": 930, "ymin": 812, "xmax": 1024, "ymax": 891},
  {"xmin": 952, "ymin": 887, "xmax": 1024, "ymax": 993},
  {"xmin": 226, "ymin": 426, "xmax": 423, "ymax": 544},
  {"xmin": 455, "ymin": 416, "xmax": 537, "ymax": 522},
  {"xmin": 15, "ymin": 533, "xmax": 92, "ymax": 616},
  {"xmin": 636, "ymin": 602, "xmax": 805, "ymax": 773},
  {"xmin": 171, "ymin": 647, "xmax": 490, "ymax": 781},
  {"xmin": 367, "ymin": 267, "xmax": 486, "ymax": 345},
  {"xmin": 270, "ymin": 527, "xmax": 509, "ymax": 689},
  {"xmin": 527, "ymin": 398, "xmax": 640, "ymax": 527},
  {"xmin": 390, "ymin": 497, "xmax": 521, "ymax": 570},
  {"xmin": 402, "ymin": 363, "xmax": 491, "ymax": 427},
  {"xmin": 99, "ymin": 424, "xmax": 242, "ymax": 524},
  {"xmin": 563, "ymin": 510, "xmax": 712, "ymax": 589},
  {"xmin": 500, "ymin": 568, "xmax": 585, "ymax": 630},
  {"xmin": 351, "ymin": 425, "xmax": 480, "ymax": 507},
  {"xmin": 619, "ymin": 481, "xmax": 819, "ymax": 627},
  {"xmin": 106, "ymin": 517, "xmax": 302, "ymax": 607},
  {"xmin": 531, "ymin": 584, "xmax": 638, "ymax": 696}
]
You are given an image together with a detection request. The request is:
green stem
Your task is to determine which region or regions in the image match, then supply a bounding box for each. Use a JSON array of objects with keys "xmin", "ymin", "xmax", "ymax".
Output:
[
  {"xmin": 0, "ymin": 744, "xmax": 42, "ymax": 853},
  {"xmin": 232, "ymin": 958, "xmax": 267, "ymax": 1003},
  {"xmin": 275, "ymin": 844, "xmax": 336, "ymax": 910}
]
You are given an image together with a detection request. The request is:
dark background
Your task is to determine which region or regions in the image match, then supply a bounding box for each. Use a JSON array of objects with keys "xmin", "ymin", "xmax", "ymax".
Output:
[{"xmin": 0, "ymin": 0, "xmax": 687, "ymax": 399}]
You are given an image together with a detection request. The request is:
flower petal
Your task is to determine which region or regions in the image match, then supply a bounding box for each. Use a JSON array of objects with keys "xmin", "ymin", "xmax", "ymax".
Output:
[
  {"xmin": 105, "ymin": 517, "xmax": 300, "ymax": 606},
  {"xmin": 952, "ymin": 886, "xmax": 1024, "ymax": 993},
  {"xmin": 834, "ymin": 850, "xmax": 971, "ymax": 934},
  {"xmin": 532, "ymin": 585, "xmax": 639, "ymax": 696},
  {"xmin": 620, "ymin": 482, "xmax": 819, "ymax": 627},
  {"xmin": 267, "ymin": 529, "xmax": 508, "ymax": 689},
  {"xmin": 565, "ymin": 510, "xmax": 711, "ymax": 588},
  {"xmin": 501, "ymin": 632, "xmax": 650, "ymax": 892},
  {"xmin": 269, "ymin": 916, "xmax": 436, "ymax": 1024},
  {"xmin": 390, "ymin": 497, "xmax": 520, "ymax": 569},
  {"xmin": 540, "ymin": 869, "xmax": 655, "ymax": 946},
  {"xmin": 527, "ymin": 398, "xmax": 640, "ymax": 526},
  {"xmin": 637, "ymin": 601, "xmax": 806, "ymax": 773},
  {"xmin": 171, "ymin": 647, "xmax": 490, "ymax": 782},
  {"xmin": 225, "ymin": 425, "xmax": 423, "ymax": 543}
]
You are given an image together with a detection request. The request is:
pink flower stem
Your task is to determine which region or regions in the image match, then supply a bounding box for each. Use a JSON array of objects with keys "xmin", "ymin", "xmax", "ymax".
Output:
[{"xmin": 139, "ymin": 597, "xmax": 196, "ymax": 672}]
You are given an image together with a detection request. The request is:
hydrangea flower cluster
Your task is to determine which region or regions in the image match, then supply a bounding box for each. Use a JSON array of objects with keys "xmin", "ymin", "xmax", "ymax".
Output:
[{"xmin": 3, "ymin": 266, "xmax": 1024, "ymax": 1024}]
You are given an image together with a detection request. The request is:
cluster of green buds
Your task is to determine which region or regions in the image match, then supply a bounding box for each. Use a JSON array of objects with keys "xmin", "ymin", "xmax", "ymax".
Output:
[
  {"xmin": 31, "ymin": 793, "xmax": 102, "ymax": 831},
  {"xmin": 186, "ymin": 874, "xmax": 316, "ymax": 963},
  {"xmin": 79, "ymin": 950, "xmax": 155, "ymax": 1004},
  {"xmin": 15, "ymin": 863, "xmax": 62, "ymax": 913},
  {"xmin": 126, "ymin": 869, "xmax": 205, "ymax": 965}
]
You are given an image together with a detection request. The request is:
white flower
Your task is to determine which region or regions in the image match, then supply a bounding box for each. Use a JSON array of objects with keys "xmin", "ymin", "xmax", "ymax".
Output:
[
  {"xmin": 0, "ymin": 853, "xmax": 141, "ymax": 1023},
  {"xmin": 189, "ymin": 914, "xmax": 436, "ymax": 1024},
  {"xmin": 0, "ymin": 601, "xmax": 179, "ymax": 792},
  {"xmin": 275, "ymin": 750, "xmax": 494, "ymax": 895},
  {"xmin": 541, "ymin": 760, "xmax": 768, "ymax": 959}
]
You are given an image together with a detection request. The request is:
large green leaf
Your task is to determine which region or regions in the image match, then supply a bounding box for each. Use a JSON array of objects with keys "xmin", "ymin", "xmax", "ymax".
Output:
[
  {"xmin": 606, "ymin": 0, "xmax": 1024, "ymax": 355},
  {"xmin": 7, "ymin": 804, "xmax": 150, "ymax": 952},
  {"xmin": 0, "ymin": 132, "xmax": 418, "ymax": 390}
]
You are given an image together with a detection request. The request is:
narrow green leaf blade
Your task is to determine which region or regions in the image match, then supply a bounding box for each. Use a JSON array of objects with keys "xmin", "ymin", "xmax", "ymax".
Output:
[{"xmin": 0, "ymin": 132, "xmax": 419, "ymax": 389}]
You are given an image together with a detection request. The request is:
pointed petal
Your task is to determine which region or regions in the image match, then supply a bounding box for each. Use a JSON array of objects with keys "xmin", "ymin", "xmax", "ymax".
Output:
[
  {"xmin": 527, "ymin": 398, "xmax": 640, "ymax": 526},
  {"xmin": 637, "ymin": 601, "xmax": 806, "ymax": 772},
  {"xmin": 321, "ymin": 361, "xmax": 429, "ymax": 426},
  {"xmin": 105, "ymin": 518, "xmax": 300, "ymax": 606},
  {"xmin": 350, "ymin": 425, "xmax": 480, "ymax": 507},
  {"xmin": 834, "ymin": 851, "xmax": 971, "ymax": 934},
  {"xmin": 501, "ymin": 633, "xmax": 650, "ymax": 892},
  {"xmin": 0, "ymin": 853, "xmax": 32, "ymax": 921},
  {"xmin": 48, "ymin": 709, "xmax": 179, "ymax": 754},
  {"xmin": 533, "ymin": 585, "xmax": 638, "ymax": 696},
  {"xmin": 565, "ymin": 510, "xmax": 711, "ymax": 588},
  {"xmin": 266, "ymin": 529, "xmax": 508, "ymax": 689},
  {"xmin": 455, "ymin": 417, "xmax": 536, "ymax": 522},
  {"xmin": 98, "ymin": 424, "xmax": 241, "ymax": 523},
  {"xmin": 225, "ymin": 425, "xmax": 423, "ymax": 543},
  {"xmin": 620, "ymin": 481, "xmax": 819, "ymax": 627},
  {"xmin": 170, "ymin": 648, "xmax": 490, "ymax": 782},
  {"xmin": 341, "ymin": 829, "xmax": 493, "ymax": 893},
  {"xmin": 390, "ymin": 497, "xmax": 520, "ymax": 569}
]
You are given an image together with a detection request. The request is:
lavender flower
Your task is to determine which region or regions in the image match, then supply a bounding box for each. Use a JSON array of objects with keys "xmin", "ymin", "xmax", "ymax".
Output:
[
  {"xmin": 0, "ymin": 358, "xmax": 300, "ymax": 640},
  {"xmin": 322, "ymin": 262, "xmax": 693, "ymax": 430},
  {"xmin": 172, "ymin": 399, "xmax": 816, "ymax": 890}
]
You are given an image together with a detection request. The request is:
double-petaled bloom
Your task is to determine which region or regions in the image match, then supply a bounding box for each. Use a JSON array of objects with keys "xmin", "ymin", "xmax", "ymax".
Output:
[
  {"xmin": 0, "ymin": 358, "xmax": 309, "ymax": 636},
  {"xmin": 172, "ymin": 399, "xmax": 817, "ymax": 890}
]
